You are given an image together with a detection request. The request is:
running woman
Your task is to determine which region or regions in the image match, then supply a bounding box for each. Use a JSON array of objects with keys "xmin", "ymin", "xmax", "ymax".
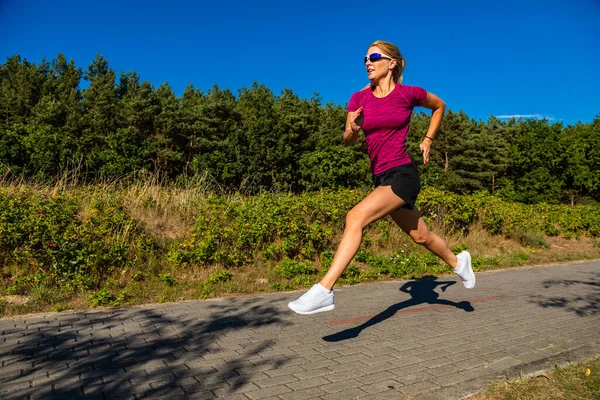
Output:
[{"xmin": 288, "ymin": 40, "xmax": 475, "ymax": 315}]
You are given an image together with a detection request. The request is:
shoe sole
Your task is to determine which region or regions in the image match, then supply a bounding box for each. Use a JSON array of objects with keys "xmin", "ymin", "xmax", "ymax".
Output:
[{"xmin": 288, "ymin": 304, "xmax": 335, "ymax": 315}]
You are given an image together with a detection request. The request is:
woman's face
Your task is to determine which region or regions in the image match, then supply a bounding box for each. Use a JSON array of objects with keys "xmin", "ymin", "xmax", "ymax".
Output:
[{"xmin": 365, "ymin": 46, "xmax": 394, "ymax": 82}]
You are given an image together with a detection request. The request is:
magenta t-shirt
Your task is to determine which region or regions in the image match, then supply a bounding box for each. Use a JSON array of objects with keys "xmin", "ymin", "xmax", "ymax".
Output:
[{"xmin": 348, "ymin": 84, "xmax": 427, "ymax": 174}]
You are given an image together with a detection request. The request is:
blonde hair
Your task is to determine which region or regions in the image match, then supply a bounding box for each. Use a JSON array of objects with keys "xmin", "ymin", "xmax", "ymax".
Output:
[{"xmin": 369, "ymin": 40, "xmax": 405, "ymax": 84}]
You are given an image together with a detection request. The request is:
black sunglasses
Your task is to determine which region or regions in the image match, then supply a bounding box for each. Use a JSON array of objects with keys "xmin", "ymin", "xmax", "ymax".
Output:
[{"xmin": 364, "ymin": 53, "xmax": 393, "ymax": 64}]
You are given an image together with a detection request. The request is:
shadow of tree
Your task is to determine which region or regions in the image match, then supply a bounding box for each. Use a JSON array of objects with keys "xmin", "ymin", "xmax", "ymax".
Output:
[
  {"xmin": 323, "ymin": 276, "xmax": 474, "ymax": 342},
  {"xmin": 0, "ymin": 296, "xmax": 292, "ymax": 399},
  {"xmin": 532, "ymin": 274, "xmax": 600, "ymax": 316}
]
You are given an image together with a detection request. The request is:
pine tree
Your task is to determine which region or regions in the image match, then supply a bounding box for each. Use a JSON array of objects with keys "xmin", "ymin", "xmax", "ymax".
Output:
[
  {"xmin": 153, "ymin": 83, "xmax": 184, "ymax": 177},
  {"xmin": 80, "ymin": 54, "xmax": 118, "ymax": 177}
]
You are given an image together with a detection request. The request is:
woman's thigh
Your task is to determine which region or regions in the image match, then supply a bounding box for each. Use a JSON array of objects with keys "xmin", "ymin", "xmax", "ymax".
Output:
[
  {"xmin": 389, "ymin": 207, "xmax": 429, "ymax": 240},
  {"xmin": 348, "ymin": 185, "xmax": 407, "ymax": 228}
]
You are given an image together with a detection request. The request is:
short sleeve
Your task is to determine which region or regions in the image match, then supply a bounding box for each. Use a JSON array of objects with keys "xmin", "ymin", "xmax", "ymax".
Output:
[
  {"xmin": 406, "ymin": 85, "xmax": 427, "ymax": 107},
  {"xmin": 347, "ymin": 91, "xmax": 362, "ymax": 112}
]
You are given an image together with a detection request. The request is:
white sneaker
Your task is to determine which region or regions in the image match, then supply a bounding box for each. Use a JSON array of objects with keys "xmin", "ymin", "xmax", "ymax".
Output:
[
  {"xmin": 288, "ymin": 284, "xmax": 334, "ymax": 315},
  {"xmin": 455, "ymin": 251, "xmax": 476, "ymax": 289}
]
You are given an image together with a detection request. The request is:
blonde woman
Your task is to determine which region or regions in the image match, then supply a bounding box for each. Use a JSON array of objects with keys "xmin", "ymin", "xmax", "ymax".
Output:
[{"xmin": 288, "ymin": 40, "xmax": 475, "ymax": 315}]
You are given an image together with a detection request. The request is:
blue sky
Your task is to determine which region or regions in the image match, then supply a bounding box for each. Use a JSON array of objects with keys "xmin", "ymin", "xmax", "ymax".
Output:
[{"xmin": 1, "ymin": 0, "xmax": 599, "ymax": 125}]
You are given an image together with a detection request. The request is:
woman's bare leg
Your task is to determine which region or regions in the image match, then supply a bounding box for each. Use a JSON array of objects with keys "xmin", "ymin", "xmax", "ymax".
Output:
[
  {"xmin": 389, "ymin": 207, "xmax": 458, "ymax": 268},
  {"xmin": 319, "ymin": 186, "xmax": 406, "ymax": 290}
]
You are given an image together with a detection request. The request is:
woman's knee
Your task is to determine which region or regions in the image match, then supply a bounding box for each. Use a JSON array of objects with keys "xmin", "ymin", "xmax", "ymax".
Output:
[
  {"xmin": 345, "ymin": 208, "xmax": 368, "ymax": 229},
  {"xmin": 410, "ymin": 230, "xmax": 430, "ymax": 245}
]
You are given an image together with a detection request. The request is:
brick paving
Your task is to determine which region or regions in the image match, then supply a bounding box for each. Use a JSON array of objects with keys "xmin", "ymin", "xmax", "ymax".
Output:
[{"xmin": 1, "ymin": 260, "xmax": 599, "ymax": 399}]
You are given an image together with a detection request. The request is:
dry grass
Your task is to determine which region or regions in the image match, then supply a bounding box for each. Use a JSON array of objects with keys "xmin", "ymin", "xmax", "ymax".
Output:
[
  {"xmin": 461, "ymin": 224, "xmax": 524, "ymax": 258},
  {"xmin": 468, "ymin": 356, "xmax": 600, "ymax": 400},
  {"xmin": 2, "ymin": 295, "xmax": 31, "ymax": 305},
  {"xmin": 116, "ymin": 172, "xmax": 218, "ymax": 241},
  {"xmin": 125, "ymin": 188, "xmax": 195, "ymax": 241},
  {"xmin": 0, "ymin": 168, "xmax": 213, "ymax": 243}
]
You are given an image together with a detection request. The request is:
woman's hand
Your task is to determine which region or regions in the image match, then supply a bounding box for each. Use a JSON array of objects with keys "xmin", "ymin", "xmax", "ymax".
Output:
[
  {"xmin": 420, "ymin": 139, "xmax": 432, "ymax": 165},
  {"xmin": 344, "ymin": 106, "xmax": 364, "ymax": 145},
  {"xmin": 349, "ymin": 106, "xmax": 364, "ymax": 133}
]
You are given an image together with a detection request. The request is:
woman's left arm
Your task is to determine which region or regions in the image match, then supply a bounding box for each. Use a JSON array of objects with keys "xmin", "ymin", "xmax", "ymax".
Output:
[{"xmin": 420, "ymin": 92, "xmax": 446, "ymax": 165}]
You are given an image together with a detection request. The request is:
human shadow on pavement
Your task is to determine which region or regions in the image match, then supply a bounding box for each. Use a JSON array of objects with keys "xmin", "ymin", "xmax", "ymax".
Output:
[
  {"xmin": 0, "ymin": 297, "xmax": 292, "ymax": 399},
  {"xmin": 323, "ymin": 275, "xmax": 474, "ymax": 342},
  {"xmin": 532, "ymin": 273, "xmax": 600, "ymax": 316}
]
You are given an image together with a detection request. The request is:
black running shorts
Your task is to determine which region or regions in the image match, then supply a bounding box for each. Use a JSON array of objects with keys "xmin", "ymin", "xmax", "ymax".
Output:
[{"xmin": 372, "ymin": 161, "xmax": 421, "ymax": 210}]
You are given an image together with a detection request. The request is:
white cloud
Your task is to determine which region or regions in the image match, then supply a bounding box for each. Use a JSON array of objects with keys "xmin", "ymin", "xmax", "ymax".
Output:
[{"xmin": 495, "ymin": 114, "xmax": 556, "ymax": 121}]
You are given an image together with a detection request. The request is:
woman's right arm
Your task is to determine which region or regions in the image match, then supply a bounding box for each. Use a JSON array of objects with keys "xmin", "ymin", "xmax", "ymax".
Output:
[{"xmin": 344, "ymin": 106, "xmax": 363, "ymax": 145}]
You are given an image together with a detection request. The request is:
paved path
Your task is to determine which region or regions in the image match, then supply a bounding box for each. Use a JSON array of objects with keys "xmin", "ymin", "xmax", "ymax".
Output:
[{"xmin": 1, "ymin": 261, "xmax": 599, "ymax": 400}]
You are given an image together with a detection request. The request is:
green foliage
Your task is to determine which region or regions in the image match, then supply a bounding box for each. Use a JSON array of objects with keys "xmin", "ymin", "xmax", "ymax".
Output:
[
  {"xmin": 410, "ymin": 112, "xmax": 509, "ymax": 194},
  {"xmin": 88, "ymin": 289, "xmax": 116, "ymax": 307},
  {"xmin": 341, "ymin": 264, "xmax": 360, "ymax": 279},
  {"xmin": 159, "ymin": 273, "xmax": 177, "ymax": 286},
  {"xmin": 52, "ymin": 303, "xmax": 68, "ymax": 312},
  {"xmin": 319, "ymin": 250, "xmax": 334, "ymax": 273},
  {"xmin": 510, "ymin": 229, "xmax": 550, "ymax": 248},
  {"xmin": 6, "ymin": 274, "xmax": 48, "ymax": 295},
  {"xmin": 169, "ymin": 187, "xmax": 599, "ymax": 275},
  {"xmin": 389, "ymin": 250, "xmax": 426, "ymax": 278},
  {"xmin": 417, "ymin": 188, "xmax": 478, "ymax": 233},
  {"xmin": 364, "ymin": 254, "xmax": 391, "ymax": 275},
  {"xmin": 0, "ymin": 187, "xmax": 158, "ymax": 289},
  {"xmin": 270, "ymin": 282, "xmax": 296, "ymax": 291},
  {"xmin": 1, "ymin": 183, "xmax": 598, "ymax": 309},
  {"xmin": 276, "ymin": 258, "xmax": 317, "ymax": 279},
  {"xmin": 171, "ymin": 191, "xmax": 360, "ymax": 268},
  {"xmin": 509, "ymin": 251, "xmax": 531, "ymax": 265},
  {"xmin": 354, "ymin": 248, "xmax": 370, "ymax": 263},
  {"xmin": 298, "ymin": 146, "xmax": 370, "ymax": 191},
  {"xmin": 207, "ymin": 270, "xmax": 232, "ymax": 284},
  {"xmin": 472, "ymin": 256, "xmax": 500, "ymax": 270},
  {"xmin": 2, "ymin": 54, "xmax": 599, "ymax": 203}
]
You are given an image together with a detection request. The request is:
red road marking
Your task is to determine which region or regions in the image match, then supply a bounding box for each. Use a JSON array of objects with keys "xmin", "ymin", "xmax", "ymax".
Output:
[{"xmin": 328, "ymin": 295, "xmax": 509, "ymax": 326}]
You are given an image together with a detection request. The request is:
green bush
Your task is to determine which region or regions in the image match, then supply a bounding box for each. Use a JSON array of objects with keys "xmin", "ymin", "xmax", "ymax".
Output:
[
  {"xmin": 207, "ymin": 270, "xmax": 233, "ymax": 284},
  {"xmin": 365, "ymin": 254, "xmax": 391, "ymax": 275},
  {"xmin": 417, "ymin": 187, "xmax": 478, "ymax": 233},
  {"xmin": 171, "ymin": 191, "xmax": 360, "ymax": 268},
  {"xmin": 510, "ymin": 229, "xmax": 550, "ymax": 248},
  {"xmin": 0, "ymin": 188, "xmax": 157, "ymax": 288},
  {"xmin": 389, "ymin": 250, "xmax": 425, "ymax": 277},
  {"xmin": 341, "ymin": 264, "xmax": 361, "ymax": 279},
  {"xmin": 159, "ymin": 273, "xmax": 177, "ymax": 286},
  {"xmin": 472, "ymin": 256, "xmax": 500, "ymax": 270},
  {"xmin": 6, "ymin": 274, "xmax": 47, "ymax": 295},
  {"xmin": 276, "ymin": 258, "xmax": 317, "ymax": 279},
  {"xmin": 89, "ymin": 289, "xmax": 116, "ymax": 307},
  {"xmin": 1, "ymin": 185, "xmax": 599, "ymax": 303}
]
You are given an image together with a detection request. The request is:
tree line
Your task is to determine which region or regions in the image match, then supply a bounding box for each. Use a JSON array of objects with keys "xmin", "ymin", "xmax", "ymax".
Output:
[{"xmin": 1, "ymin": 54, "xmax": 599, "ymax": 204}]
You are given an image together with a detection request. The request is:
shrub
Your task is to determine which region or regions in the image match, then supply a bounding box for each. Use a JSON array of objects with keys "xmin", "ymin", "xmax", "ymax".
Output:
[
  {"xmin": 170, "ymin": 191, "xmax": 360, "ymax": 268},
  {"xmin": 89, "ymin": 289, "xmax": 116, "ymax": 307},
  {"xmin": 0, "ymin": 188, "xmax": 157, "ymax": 288},
  {"xmin": 276, "ymin": 258, "xmax": 317, "ymax": 279},
  {"xmin": 341, "ymin": 264, "xmax": 361, "ymax": 279},
  {"xmin": 159, "ymin": 273, "xmax": 177, "ymax": 286},
  {"xmin": 510, "ymin": 229, "xmax": 550, "ymax": 248},
  {"xmin": 2, "ymin": 184, "xmax": 599, "ymax": 307},
  {"xmin": 207, "ymin": 270, "xmax": 233, "ymax": 284},
  {"xmin": 389, "ymin": 250, "xmax": 425, "ymax": 278}
]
